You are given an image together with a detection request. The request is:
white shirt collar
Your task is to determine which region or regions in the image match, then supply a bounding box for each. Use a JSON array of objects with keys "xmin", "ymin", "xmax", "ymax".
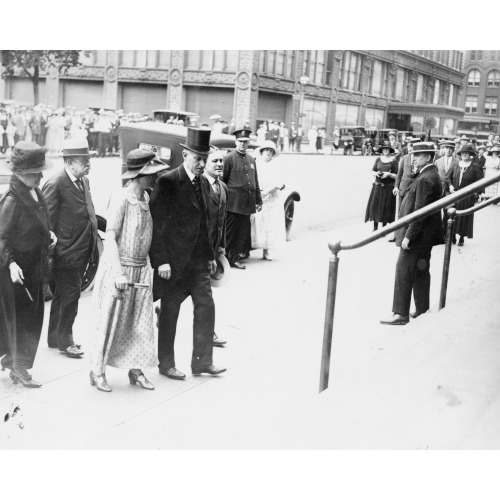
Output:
[
  {"xmin": 65, "ymin": 166, "xmax": 79, "ymax": 183},
  {"xmin": 183, "ymin": 163, "xmax": 196, "ymax": 182},
  {"xmin": 420, "ymin": 162, "xmax": 433, "ymax": 173},
  {"xmin": 203, "ymin": 172, "xmax": 218, "ymax": 185}
]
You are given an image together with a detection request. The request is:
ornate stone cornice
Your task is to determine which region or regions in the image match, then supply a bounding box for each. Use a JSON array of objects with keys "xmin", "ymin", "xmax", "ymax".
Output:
[
  {"xmin": 182, "ymin": 71, "xmax": 235, "ymax": 86},
  {"xmin": 117, "ymin": 68, "xmax": 169, "ymax": 82}
]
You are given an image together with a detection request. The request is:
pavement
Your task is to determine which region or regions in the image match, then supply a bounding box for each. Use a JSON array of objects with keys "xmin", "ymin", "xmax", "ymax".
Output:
[{"xmin": 1, "ymin": 190, "xmax": 500, "ymax": 450}]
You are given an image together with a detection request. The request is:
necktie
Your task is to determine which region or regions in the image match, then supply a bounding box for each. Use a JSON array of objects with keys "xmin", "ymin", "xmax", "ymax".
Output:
[
  {"xmin": 76, "ymin": 179, "xmax": 84, "ymax": 192},
  {"xmin": 213, "ymin": 179, "xmax": 220, "ymax": 195},
  {"xmin": 192, "ymin": 175, "xmax": 201, "ymax": 202}
]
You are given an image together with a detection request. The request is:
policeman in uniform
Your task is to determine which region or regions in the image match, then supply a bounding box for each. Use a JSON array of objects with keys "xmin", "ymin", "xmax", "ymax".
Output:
[{"xmin": 222, "ymin": 128, "xmax": 262, "ymax": 269}]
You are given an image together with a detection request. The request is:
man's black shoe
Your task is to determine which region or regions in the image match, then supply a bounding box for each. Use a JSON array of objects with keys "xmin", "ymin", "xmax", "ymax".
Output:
[
  {"xmin": 159, "ymin": 367, "xmax": 186, "ymax": 380},
  {"xmin": 230, "ymin": 262, "xmax": 246, "ymax": 270},
  {"xmin": 213, "ymin": 334, "xmax": 227, "ymax": 347},
  {"xmin": 192, "ymin": 365, "xmax": 227, "ymax": 376}
]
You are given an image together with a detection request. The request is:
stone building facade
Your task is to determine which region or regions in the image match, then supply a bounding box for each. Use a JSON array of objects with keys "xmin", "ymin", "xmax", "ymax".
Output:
[
  {"xmin": 2, "ymin": 50, "xmax": 465, "ymax": 136},
  {"xmin": 459, "ymin": 50, "xmax": 500, "ymax": 139}
]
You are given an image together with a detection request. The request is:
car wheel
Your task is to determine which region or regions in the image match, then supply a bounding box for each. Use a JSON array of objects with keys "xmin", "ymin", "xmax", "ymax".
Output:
[{"xmin": 284, "ymin": 198, "xmax": 295, "ymax": 240}]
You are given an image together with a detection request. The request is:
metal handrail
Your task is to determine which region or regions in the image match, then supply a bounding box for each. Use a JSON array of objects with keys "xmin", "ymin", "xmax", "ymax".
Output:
[
  {"xmin": 320, "ymin": 170, "xmax": 500, "ymax": 393},
  {"xmin": 438, "ymin": 193, "xmax": 500, "ymax": 310}
]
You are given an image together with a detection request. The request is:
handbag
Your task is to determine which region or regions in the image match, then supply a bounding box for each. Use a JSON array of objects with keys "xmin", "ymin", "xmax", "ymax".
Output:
[{"xmin": 250, "ymin": 211, "xmax": 267, "ymax": 249}]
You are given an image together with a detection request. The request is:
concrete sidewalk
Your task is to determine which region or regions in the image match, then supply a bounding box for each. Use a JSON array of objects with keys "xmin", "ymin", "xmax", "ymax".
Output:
[{"xmin": 1, "ymin": 204, "xmax": 499, "ymax": 449}]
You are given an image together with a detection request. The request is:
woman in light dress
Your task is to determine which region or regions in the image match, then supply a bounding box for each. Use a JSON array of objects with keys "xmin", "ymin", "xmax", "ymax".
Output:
[
  {"xmin": 308, "ymin": 126, "xmax": 318, "ymax": 153},
  {"xmin": 45, "ymin": 109, "xmax": 66, "ymax": 155},
  {"xmin": 483, "ymin": 145, "xmax": 500, "ymax": 201},
  {"xmin": 254, "ymin": 140, "xmax": 286, "ymax": 260},
  {"xmin": 89, "ymin": 149, "xmax": 168, "ymax": 392}
]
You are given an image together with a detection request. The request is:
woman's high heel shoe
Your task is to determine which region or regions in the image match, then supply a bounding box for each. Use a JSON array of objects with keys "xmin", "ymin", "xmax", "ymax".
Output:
[
  {"xmin": 89, "ymin": 371, "xmax": 112, "ymax": 392},
  {"xmin": 10, "ymin": 368, "xmax": 42, "ymax": 388},
  {"xmin": 128, "ymin": 370, "xmax": 154, "ymax": 390}
]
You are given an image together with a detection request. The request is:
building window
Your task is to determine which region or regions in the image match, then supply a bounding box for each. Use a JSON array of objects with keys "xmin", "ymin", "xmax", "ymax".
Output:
[
  {"xmin": 339, "ymin": 51, "xmax": 362, "ymax": 92},
  {"xmin": 485, "ymin": 97, "xmax": 498, "ymax": 115},
  {"xmin": 213, "ymin": 50, "xmax": 225, "ymax": 70},
  {"xmin": 470, "ymin": 50, "xmax": 483, "ymax": 62},
  {"xmin": 370, "ymin": 60, "xmax": 384, "ymax": 96},
  {"xmin": 276, "ymin": 51, "xmax": 286, "ymax": 76},
  {"xmin": 491, "ymin": 50, "xmax": 498, "ymax": 62},
  {"xmin": 120, "ymin": 50, "xmax": 135, "ymax": 67},
  {"xmin": 465, "ymin": 95, "xmax": 478, "ymax": 113},
  {"xmin": 467, "ymin": 69, "xmax": 481, "ymax": 86},
  {"xmin": 225, "ymin": 51, "xmax": 239, "ymax": 70},
  {"xmin": 186, "ymin": 51, "xmax": 201, "ymax": 69},
  {"xmin": 285, "ymin": 51, "xmax": 295, "ymax": 79},
  {"xmin": 487, "ymin": 70, "xmax": 500, "ymax": 87},
  {"xmin": 158, "ymin": 51, "xmax": 171, "ymax": 67}
]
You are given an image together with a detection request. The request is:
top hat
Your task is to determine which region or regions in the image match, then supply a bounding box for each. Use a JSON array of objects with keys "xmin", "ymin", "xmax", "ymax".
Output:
[
  {"xmin": 379, "ymin": 141, "xmax": 395, "ymax": 154},
  {"xmin": 233, "ymin": 128, "xmax": 252, "ymax": 141},
  {"xmin": 62, "ymin": 138, "xmax": 96, "ymax": 157},
  {"xmin": 457, "ymin": 144, "xmax": 476, "ymax": 156},
  {"xmin": 180, "ymin": 127, "xmax": 211, "ymax": 156},
  {"xmin": 122, "ymin": 149, "xmax": 169, "ymax": 179},
  {"xmin": 412, "ymin": 142, "xmax": 436, "ymax": 156},
  {"xmin": 441, "ymin": 140, "xmax": 456, "ymax": 149},
  {"xmin": 256, "ymin": 140, "xmax": 279, "ymax": 156},
  {"xmin": 8, "ymin": 141, "xmax": 49, "ymax": 174}
]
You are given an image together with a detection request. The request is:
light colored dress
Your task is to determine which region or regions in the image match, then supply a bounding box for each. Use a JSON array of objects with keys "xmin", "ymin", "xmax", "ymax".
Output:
[
  {"xmin": 45, "ymin": 115, "xmax": 66, "ymax": 154},
  {"xmin": 255, "ymin": 156, "xmax": 287, "ymax": 259},
  {"xmin": 484, "ymin": 155, "xmax": 500, "ymax": 199},
  {"xmin": 91, "ymin": 185, "xmax": 157, "ymax": 373}
]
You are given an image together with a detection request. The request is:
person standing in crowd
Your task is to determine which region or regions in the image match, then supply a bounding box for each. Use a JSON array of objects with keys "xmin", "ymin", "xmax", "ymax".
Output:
[
  {"xmin": 89, "ymin": 149, "xmax": 168, "ymax": 392},
  {"xmin": 42, "ymin": 138, "xmax": 98, "ymax": 358},
  {"xmin": 0, "ymin": 142, "xmax": 56, "ymax": 387},
  {"xmin": 94, "ymin": 109, "xmax": 112, "ymax": 158},
  {"xmin": 278, "ymin": 122, "xmax": 286, "ymax": 152},
  {"xmin": 447, "ymin": 144, "xmax": 484, "ymax": 246},
  {"xmin": 30, "ymin": 107, "xmax": 43, "ymax": 146},
  {"xmin": 11, "ymin": 108, "xmax": 27, "ymax": 144},
  {"xmin": 257, "ymin": 123, "xmax": 267, "ymax": 145},
  {"xmin": 269, "ymin": 121, "xmax": 280, "ymax": 146},
  {"xmin": 308, "ymin": 126, "xmax": 318, "ymax": 153},
  {"xmin": 455, "ymin": 135, "xmax": 468, "ymax": 157},
  {"xmin": 296, "ymin": 124, "xmax": 304, "ymax": 152},
  {"xmin": 380, "ymin": 143, "xmax": 444, "ymax": 326},
  {"xmin": 388, "ymin": 131, "xmax": 403, "ymax": 162},
  {"xmin": 222, "ymin": 128, "xmax": 262, "ymax": 270},
  {"xmin": 0, "ymin": 109, "xmax": 8, "ymax": 154},
  {"xmin": 203, "ymin": 147, "xmax": 228, "ymax": 348},
  {"xmin": 331, "ymin": 127, "xmax": 340, "ymax": 153},
  {"xmin": 254, "ymin": 140, "xmax": 286, "ymax": 260},
  {"xmin": 46, "ymin": 109, "xmax": 66, "ymax": 155},
  {"xmin": 365, "ymin": 141, "xmax": 398, "ymax": 231},
  {"xmin": 289, "ymin": 122, "xmax": 297, "ymax": 152},
  {"xmin": 482, "ymin": 144, "xmax": 500, "ymax": 202},
  {"xmin": 435, "ymin": 140, "xmax": 458, "ymax": 196},
  {"xmin": 149, "ymin": 127, "xmax": 225, "ymax": 380},
  {"xmin": 476, "ymin": 144, "xmax": 487, "ymax": 172},
  {"xmin": 6, "ymin": 119, "xmax": 16, "ymax": 154}
]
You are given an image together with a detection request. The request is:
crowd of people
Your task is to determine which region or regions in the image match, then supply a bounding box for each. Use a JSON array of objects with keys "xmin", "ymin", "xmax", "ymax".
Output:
[
  {"xmin": 0, "ymin": 125, "xmax": 287, "ymax": 390},
  {"xmin": 0, "ymin": 103, "xmax": 149, "ymax": 158}
]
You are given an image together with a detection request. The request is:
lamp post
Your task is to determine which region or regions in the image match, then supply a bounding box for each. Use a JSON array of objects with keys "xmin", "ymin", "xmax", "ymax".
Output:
[{"xmin": 299, "ymin": 74, "xmax": 310, "ymax": 127}]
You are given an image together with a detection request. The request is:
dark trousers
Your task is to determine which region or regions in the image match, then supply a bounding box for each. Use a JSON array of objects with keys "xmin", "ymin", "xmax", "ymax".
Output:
[
  {"xmin": 48, "ymin": 266, "xmax": 84, "ymax": 350},
  {"xmin": 289, "ymin": 137, "xmax": 295, "ymax": 151},
  {"xmin": 392, "ymin": 247, "xmax": 432, "ymax": 317},
  {"xmin": 225, "ymin": 212, "xmax": 251, "ymax": 265},
  {"xmin": 157, "ymin": 261, "xmax": 214, "ymax": 371},
  {"xmin": 97, "ymin": 132, "xmax": 110, "ymax": 157},
  {"xmin": 0, "ymin": 268, "xmax": 44, "ymax": 370},
  {"xmin": 296, "ymin": 137, "xmax": 302, "ymax": 152}
]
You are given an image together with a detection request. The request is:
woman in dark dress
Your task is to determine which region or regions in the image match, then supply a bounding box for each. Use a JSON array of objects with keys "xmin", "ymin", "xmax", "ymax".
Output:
[
  {"xmin": 447, "ymin": 143, "xmax": 484, "ymax": 246},
  {"xmin": 0, "ymin": 142, "xmax": 55, "ymax": 388},
  {"xmin": 365, "ymin": 141, "xmax": 398, "ymax": 230}
]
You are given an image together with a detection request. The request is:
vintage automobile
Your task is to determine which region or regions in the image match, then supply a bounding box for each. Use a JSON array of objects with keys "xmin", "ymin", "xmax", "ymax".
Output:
[
  {"xmin": 81, "ymin": 122, "xmax": 301, "ymax": 291},
  {"xmin": 339, "ymin": 126, "xmax": 366, "ymax": 154},
  {"xmin": 152, "ymin": 109, "xmax": 200, "ymax": 127}
]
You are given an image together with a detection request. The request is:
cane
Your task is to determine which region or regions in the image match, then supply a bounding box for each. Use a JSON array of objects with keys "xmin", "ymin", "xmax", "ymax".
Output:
[{"xmin": 99, "ymin": 282, "xmax": 149, "ymax": 375}]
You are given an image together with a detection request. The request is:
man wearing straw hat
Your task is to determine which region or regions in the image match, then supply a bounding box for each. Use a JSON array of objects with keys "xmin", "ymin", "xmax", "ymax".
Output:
[
  {"xmin": 381, "ymin": 142, "xmax": 444, "ymax": 325},
  {"xmin": 42, "ymin": 138, "xmax": 98, "ymax": 358}
]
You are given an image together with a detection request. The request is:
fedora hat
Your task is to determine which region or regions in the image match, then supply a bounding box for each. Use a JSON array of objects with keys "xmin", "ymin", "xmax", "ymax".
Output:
[
  {"xmin": 379, "ymin": 141, "xmax": 395, "ymax": 154},
  {"xmin": 122, "ymin": 149, "xmax": 169, "ymax": 179},
  {"xmin": 457, "ymin": 144, "xmax": 476, "ymax": 156},
  {"xmin": 256, "ymin": 140, "xmax": 279, "ymax": 156},
  {"xmin": 62, "ymin": 138, "xmax": 96, "ymax": 157},
  {"xmin": 412, "ymin": 142, "xmax": 436, "ymax": 155},
  {"xmin": 7, "ymin": 141, "xmax": 49, "ymax": 173},
  {"xmin": 210, "ymin": 253, "xmax": 230, "ymax": 288},
  {"xmin": 441, "ymin": 140, "xmax": 456, "ymax": 149},
  {"xmin": 180, "ymin": 127, "xmax": 211, "ymax": 156}
]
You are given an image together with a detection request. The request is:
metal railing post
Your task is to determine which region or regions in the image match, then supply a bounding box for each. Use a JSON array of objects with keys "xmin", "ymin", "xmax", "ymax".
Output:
[
  {"xmin": 439, "ymin": 207, "xmax": 456, "ymax": 310},
  {"xmin": 319, "ymin": 250, "xmax": 340, "ymax": 393}
]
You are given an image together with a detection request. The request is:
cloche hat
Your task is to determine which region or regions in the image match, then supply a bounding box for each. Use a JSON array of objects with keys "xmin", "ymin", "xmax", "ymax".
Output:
[
  {"xmin": 7, "ymin": 141, "xmax": 49, "ymax": 173},
  {"xmin": 122, "ymin": 149, "xmax": 169, "ymax": 179},
  {"xmin": 256, "ymin": 140, "xmax": 279, "ymax": 156},
  {"xmin": 457, "ymin": 144, "xmax": 476, "ymax": 156}
]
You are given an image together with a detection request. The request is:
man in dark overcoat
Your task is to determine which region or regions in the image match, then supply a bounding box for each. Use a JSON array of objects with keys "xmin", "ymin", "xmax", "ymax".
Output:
[
  {"xmin": 221, "ymin": 128, "xmax": 262, "ymax": 269},
  {"xmin": 381, "ymin": 142, "xmax": 444, "ymax": 325},
  {"xmin": 42, "ymin": 138, "xmax": 98, "ymax": 357},
  {"xmin": 149, "ymin": 127, "xmax": 226, "ymax": 380},
  {"xmin": 203, "ymin": 147, "xmax": 228, "ymax": 348}
]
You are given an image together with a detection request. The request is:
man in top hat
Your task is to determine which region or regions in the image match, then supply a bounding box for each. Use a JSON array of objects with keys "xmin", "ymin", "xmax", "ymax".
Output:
[
  {"xmin": 394, "ymin": 137, "xmax": 420, "ymax": 201},
  {"xmin": 203, "ymin": 147, "xmax": 229, "ymax": 348},
  {"xmin": 149, "ymin": 127, "xmax": 226, "ymax": 380},
  {"xmin": 221, "ymin": 128, "xmax": 262, "ymax": 269},
  {"xmin": 381, "ymin": 142, "xmax": 444, "ymax": 325},
  {"xmin": 42, "ymin": 138, "xmax": 98, "ymax": 357}
]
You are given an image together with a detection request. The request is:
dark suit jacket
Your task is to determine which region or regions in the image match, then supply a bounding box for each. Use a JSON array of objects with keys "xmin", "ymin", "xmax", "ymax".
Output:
[
  {"xmin": 204, "ymin": 175, "xmax": 227, "ymax": 255},
  {"xmin": 395, "ymin": 164, "xmax": 444, "ymax": 249},
  {"xmin": 149, "ymin": 165, "xmax": 215, "ymax": 298},
  {"xmin": 447, "ymin": 162, "xmax": 484, "ymax": 192},
  {"xmin": 390, "ymin": 140, "xmax": 403, "ymax": 162},
  {"xmin": 396, "ymin": 153, "xmax": 415, "ymax": 196},
  {"xmin": 42, "ymin": 167, "xmax": 98, "ymax": 268}
]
